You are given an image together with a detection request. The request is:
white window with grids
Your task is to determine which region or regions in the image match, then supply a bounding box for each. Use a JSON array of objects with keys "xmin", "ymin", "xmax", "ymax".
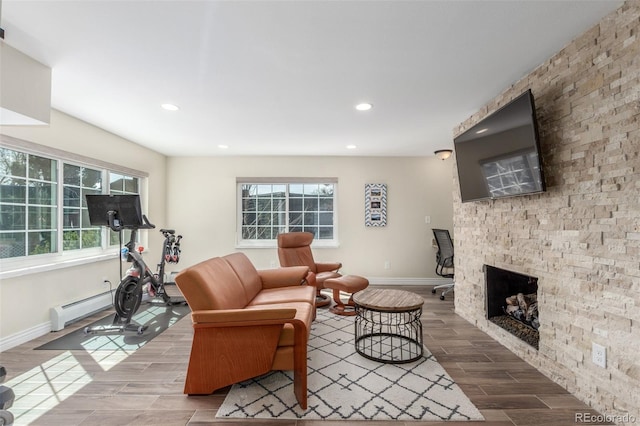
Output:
[
  {"xmin": 62, "ymin": 163, "xmax": 103, "ymax": 251},
  {"xmin": 237, "ymin": 178, "xmax": 338, "ymax": 248},
  {"xmin": 1, "ymin": 136, "xmax": 146, "ymax": 276},
  {"xmin": 0, "ymin": 150, "xmax": 58, "ymax": 258}
]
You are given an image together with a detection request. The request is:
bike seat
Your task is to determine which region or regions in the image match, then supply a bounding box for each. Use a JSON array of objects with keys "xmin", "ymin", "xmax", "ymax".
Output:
[{"xmin": 160, "ymin": 229, "xmax": 175, "ymax": 234}]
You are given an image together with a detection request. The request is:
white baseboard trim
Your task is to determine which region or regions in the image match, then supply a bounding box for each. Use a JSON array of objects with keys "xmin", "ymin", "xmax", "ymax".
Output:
[
  {"xmin": 366, "ymin": 277, "xmax": 453, "ymax": 286},
  {"xmin": 0, "ymin": 321, "xmax": 51, "ymax": 352}
]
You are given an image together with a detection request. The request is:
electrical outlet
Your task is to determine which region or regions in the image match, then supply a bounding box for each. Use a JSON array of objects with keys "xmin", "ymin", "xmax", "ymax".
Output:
[
  {"xmin": 592, "ymin": 342, "xmax": 606, "ymax": 368},
  {"xmin": 384, "ymin": 261, "xmax": 391, "ymax": 270},
  {"xmin": 424, "ymin": 215, "xmax": 431, "ymax": 224}
]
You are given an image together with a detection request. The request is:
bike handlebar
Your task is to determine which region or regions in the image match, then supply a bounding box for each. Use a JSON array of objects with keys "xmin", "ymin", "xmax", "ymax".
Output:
[
  {"xmin": 107, "ymin": 213, "xmax": 155, "ymax": 232},
  {"xmin": 141, "ymin": 215, "xmax": 155, "ymax": 229}
]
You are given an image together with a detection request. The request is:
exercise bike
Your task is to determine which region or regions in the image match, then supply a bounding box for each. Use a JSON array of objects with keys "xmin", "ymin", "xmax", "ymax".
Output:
[
  {"xmin": 84, "ymin": 194, "xmax": 184, "ymax": 335},
  {"xmin": 111, "ymin": 226, "xmax": 184, "ymax": 329}
]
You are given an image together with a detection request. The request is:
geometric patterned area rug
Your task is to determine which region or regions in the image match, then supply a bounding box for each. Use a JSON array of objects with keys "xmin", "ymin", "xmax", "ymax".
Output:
[{"xmin": 217, "ymin": 308, "xmax": 484, "ymax": 421}]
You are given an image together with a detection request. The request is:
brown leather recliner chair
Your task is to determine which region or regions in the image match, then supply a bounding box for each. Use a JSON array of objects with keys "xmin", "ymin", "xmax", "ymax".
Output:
[{"xmin": 277, "ymin": 232, "xmax": 342, "ymax": 307}]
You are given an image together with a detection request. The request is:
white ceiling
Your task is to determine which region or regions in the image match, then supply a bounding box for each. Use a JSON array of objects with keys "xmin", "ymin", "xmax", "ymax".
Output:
[{"xmin": 1, "ymin": 0, "xmax": 621, "ymax": 157}]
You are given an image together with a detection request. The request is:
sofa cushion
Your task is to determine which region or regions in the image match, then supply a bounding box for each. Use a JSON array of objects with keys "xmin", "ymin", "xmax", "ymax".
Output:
[
  {"xmin": 175, "ymin": 256, "xmax": 249, "ymax": 310},
  {"xmin": 247, "ymin": 285, "xmax": 315, "ymax": 307},
  {"xmin": 258, "ymin": 266, "xmax": 312, "ymax": 289},
  {"xmin": 224, "ymin": 252, "xmax": 264, "ymax": 303}
]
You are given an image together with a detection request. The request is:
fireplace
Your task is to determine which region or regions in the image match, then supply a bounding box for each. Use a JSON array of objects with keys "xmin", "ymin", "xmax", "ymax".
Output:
[{"xmin": 485, "ymin": 265, "xmax": 539, "ymax": 349}]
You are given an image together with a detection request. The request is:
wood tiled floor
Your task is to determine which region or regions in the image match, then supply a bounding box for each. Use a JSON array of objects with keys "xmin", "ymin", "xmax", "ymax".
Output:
[{"xmin": 0, "ymin": 285, "xmax": 610, "ymax": 425}]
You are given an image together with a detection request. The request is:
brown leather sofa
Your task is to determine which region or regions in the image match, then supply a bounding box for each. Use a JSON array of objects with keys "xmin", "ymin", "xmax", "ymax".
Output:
[{"xmin": 174, "ymin": 252, "xmax": 315, "ymax": 409}]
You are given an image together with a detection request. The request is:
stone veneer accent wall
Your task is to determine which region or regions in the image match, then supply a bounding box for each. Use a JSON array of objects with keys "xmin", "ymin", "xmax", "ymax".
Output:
[{"xmin": 452, "ymin": 2, "xmax": 640, "ymax": 422}]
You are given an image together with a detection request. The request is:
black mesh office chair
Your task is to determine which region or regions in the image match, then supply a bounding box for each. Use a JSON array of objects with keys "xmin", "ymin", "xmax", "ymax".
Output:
[{"xmin": 431, "ymin": 229, "xmax": 454, "ymax": 300}]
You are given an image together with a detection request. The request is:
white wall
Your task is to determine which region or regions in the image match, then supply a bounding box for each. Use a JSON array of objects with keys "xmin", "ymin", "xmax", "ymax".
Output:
[
  {"xmin": 0, "ymin": 110, "xmax": 167, "ymax": 343},
  {"xmin": 166, "ymin": 155, "xmax": 453, "ymax": 279},
  {"xmin": 0, "ymin": 111, "xmax": 454, "ymax": 346}
]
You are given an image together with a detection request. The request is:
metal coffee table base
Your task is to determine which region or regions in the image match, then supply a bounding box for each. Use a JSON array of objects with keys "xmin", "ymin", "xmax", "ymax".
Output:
[{"xmin": 355, "ymin": 307, "xmax": 423, "ymax": 364}]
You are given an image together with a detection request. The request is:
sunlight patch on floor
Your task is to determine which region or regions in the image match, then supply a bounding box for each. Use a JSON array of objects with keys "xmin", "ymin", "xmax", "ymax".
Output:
[
  {"xmin": 4, "ymin": 352, "xmax": 92, "ymax": 423},
  {"xmin": 84, "ymin": 345, "xmax": 134, "ymax": 371}
]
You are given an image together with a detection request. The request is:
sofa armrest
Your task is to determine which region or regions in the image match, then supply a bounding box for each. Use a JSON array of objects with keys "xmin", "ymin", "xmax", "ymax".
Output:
[
  {"xmin": 191, "ymin": 308, "xmax": 297, "ymax": 324},
  {"xmin": 184, "ymin": 308, "xmax": 309, "ymax": 407},
  {"xmin": 316, "ymin": 262, "xmax": 342, "ymax": 273},
  {"xmin": 258, "ymin": 266, "xmax": 310, "ymax": 289},
  {"xmin": 304, "ymin": 271, "xmax": 317, "ymax": 287}
]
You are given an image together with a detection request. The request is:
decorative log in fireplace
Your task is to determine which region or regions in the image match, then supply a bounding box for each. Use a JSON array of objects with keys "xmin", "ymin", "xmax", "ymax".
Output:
[
  {"xmin": 485, "ymin": 265, "xmax": 539, "ymax": 349},
  {"xmin": 505, "ymin": 292, "xmax": 539, "ymax": 330}
]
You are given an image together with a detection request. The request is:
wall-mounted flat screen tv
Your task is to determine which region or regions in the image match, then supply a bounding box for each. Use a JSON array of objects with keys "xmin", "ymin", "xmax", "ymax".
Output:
[{"xmin": 454, "ymin": 89, "xmax": 546, "ymax": 203}]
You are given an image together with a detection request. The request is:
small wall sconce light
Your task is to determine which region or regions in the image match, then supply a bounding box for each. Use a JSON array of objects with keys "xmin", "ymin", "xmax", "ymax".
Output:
[{"xmin": 434, "ymin": 149, "xmax": 453, "ymax": 160}]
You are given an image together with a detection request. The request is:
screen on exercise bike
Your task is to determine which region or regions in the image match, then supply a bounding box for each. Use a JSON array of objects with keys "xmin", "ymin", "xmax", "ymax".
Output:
[{"xmin": 86, "ymin": 194, "xmax": 143, "ymax": 229}]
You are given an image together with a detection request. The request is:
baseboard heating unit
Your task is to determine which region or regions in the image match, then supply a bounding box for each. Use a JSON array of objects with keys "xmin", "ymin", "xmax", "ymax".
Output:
[{"xmin": 50, "ymin": 291, "xmax": 113, "ymax": 331}]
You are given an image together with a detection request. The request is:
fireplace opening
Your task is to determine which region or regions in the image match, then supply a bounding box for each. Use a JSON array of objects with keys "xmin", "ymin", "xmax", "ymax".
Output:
[{"xmin": 485, "ymin": 265, "xmax": 539, "ymax": 350}]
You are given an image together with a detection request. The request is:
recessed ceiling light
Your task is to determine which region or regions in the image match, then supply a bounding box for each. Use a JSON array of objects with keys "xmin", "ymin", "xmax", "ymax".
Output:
[
  {"xmin": 161, "ymin": 103, "xmax": 180, "ymax": 111},
  {"xmin": 476, "ymin": 128, "xmax": 488, "ymax": 134},
  {"xmin": 218, "ymin": 144, "xmax": 229, "ymax": 149},
  {"xmin": 346, "ymin": 144, "xmax": 357, "ymax": 150},
  {"xmin": 355, "ymin": 103, "xmax": 373, "ymax": 111}
]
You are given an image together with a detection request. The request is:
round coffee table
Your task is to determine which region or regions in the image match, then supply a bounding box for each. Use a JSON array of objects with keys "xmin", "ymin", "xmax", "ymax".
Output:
[{"xmin": 352, "ymin": 288, "xmax": 424, "ymax": 364}]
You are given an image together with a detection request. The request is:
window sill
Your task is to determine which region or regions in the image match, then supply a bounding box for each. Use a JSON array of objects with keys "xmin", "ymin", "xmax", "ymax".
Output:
[
  {"xmin": 236, "ymin": 240, "xmax": 340, "ymax": 249},
  {"xmin": 0, "ymin": 251, "xmax": 119, "ymax": 280}
]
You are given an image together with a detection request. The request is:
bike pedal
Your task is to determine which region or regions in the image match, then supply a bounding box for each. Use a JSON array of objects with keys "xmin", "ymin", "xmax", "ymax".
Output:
[{"xmin": 146, "ymin": 283, "xmax": 156, "ymax": 297}]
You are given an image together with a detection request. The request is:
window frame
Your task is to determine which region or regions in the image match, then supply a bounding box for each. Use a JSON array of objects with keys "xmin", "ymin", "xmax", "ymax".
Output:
[
  {"xmin": 0, "ymin": 135, "xmax": 148, "ymax": 278},
  {"xmin": 236, "ymin": 178, "xmax": 339, "ymax": 249},
  {"xmin": 61, "ymin": 162, "xmax": 104, "ymax": 252}
]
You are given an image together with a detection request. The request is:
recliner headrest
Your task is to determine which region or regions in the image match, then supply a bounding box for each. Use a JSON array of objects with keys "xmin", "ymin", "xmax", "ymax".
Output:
[{"xmin": 277, "ymin": 232, "xmax": 314, "ymax": 248}]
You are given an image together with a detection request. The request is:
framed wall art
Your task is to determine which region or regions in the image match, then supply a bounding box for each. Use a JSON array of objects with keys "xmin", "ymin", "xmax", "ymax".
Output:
[{"xmin": 365, "ymin": 183, "xmax": 387, "ymax": 227}]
